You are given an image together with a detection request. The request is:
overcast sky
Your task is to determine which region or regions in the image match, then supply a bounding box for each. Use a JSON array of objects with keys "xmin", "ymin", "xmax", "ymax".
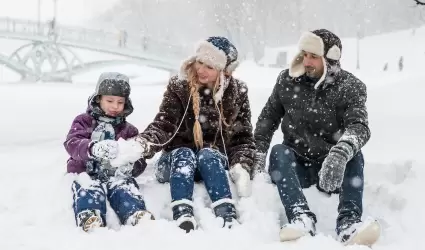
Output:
[{"xmin": 0, "ymin": 0, "xmax": 118, "ymax": 25}]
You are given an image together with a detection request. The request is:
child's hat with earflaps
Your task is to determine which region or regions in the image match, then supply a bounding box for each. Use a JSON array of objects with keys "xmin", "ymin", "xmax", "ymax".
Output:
[
  {"xmin": 88, "ymin": 72, "xmax": 134, "ymax": 117},
  {"xmin": 94, "ymin": 72, "xmax": 131, "ymax": 98}
]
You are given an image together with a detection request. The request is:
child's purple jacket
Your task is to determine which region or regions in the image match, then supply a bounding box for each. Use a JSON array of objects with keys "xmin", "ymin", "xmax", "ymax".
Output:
[{"xmin": 64, "ymin": 113, "xmax": 146, "ymax": 177}]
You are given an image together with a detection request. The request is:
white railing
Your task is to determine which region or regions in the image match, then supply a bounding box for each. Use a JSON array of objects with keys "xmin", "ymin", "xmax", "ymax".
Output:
[{"xmin": 0, "ymin": 17, "xmax": 188, "ymax": 58}]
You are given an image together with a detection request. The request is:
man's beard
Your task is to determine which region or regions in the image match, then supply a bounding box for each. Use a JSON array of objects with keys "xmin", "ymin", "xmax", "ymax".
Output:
[{"xmin": 305, "ymin": 66, "xmax": 320, "ymax": 78}]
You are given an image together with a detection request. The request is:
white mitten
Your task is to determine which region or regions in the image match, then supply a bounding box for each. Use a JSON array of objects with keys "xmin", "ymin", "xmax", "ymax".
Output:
[
  {"xmin": 90, "ymin": 139, "xmax": 119, "ymax": 160},
  {"xmin": 229, "ymin": 163, "xmax": 252, "ymax": 197},
  {"xmin": 109, "ymin": 137, "xmax": 149, "ymax": 168}
]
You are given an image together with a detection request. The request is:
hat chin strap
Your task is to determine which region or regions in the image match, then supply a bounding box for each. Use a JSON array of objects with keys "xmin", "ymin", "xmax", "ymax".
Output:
[
  {"xmin": 213, "ymin": 71, "xmax": 226, "ymax": 103},
  {"xmin": 289, "ymin": 53, "xmax": 328, "ymax": 90},
  {"xmin": 313, "ymin": 57, "xmax": 328, "ymax": 89}
]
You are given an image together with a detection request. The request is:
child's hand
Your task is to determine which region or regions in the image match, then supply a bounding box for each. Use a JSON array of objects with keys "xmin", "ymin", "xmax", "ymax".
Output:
[{"xmin": 91, "ymin": 140, "xmax": 119, "ymax": 160}]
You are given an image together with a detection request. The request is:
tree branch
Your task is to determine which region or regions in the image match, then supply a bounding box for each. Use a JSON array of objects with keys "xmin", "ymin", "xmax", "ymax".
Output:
[{"xmin": 414, "ymin": 0, "xmax": 425, "ymax": 5}]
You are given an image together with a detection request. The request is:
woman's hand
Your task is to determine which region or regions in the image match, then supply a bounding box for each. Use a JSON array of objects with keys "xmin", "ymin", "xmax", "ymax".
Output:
[{"xmin": 229, "ymin": 163, "xmax": 252, "ymax": 197}]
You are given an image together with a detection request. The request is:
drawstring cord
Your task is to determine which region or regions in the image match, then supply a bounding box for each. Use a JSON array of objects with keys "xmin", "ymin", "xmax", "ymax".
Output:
[{"xmin": 141, "ymin": 79, "xmax": 229, "ymax": 165}]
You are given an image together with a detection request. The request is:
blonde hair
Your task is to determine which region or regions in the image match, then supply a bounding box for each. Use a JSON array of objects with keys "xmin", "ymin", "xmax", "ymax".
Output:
[{"xmin": 187, "ymin": 64, "xmax": 230, "ymax": 149}]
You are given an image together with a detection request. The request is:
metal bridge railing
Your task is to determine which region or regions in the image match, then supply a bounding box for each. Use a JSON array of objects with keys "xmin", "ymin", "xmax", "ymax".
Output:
[{"xmin": 0, "ymin": 17, "xmax": 189, "ymax": 59}]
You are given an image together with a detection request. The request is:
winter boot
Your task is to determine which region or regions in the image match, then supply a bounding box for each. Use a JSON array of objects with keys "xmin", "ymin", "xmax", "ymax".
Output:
[
  {"xmin": 126, "ymin": 210, "xmax": 155, "ymax": 226},
  {"xmin": 211, "ymin": 198, "xmax": 239, "ymax": 229},
  {"xmin": 77, "ymin": 209, "xmax": 104, "ymax": 232},
  {"xmin": 279, "ymin": 214, "xmax": 316, "ymax": 242},
  {"xmin": 222, "ymin": 215, "xmax": 239, "ymax": 229},
  {"xmin": 171, "ymin": 199, "xmax": 197, "ymax": 233},
  {"xmin": 337, "ymin": 217, "xmax": 381, "ymax": 246}
]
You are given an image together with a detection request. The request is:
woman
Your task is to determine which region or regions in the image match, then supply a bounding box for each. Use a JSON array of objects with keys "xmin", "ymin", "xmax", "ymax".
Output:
[{"xmin": 125, "ymin": 36, "xmax": 255, "ymax": 232}]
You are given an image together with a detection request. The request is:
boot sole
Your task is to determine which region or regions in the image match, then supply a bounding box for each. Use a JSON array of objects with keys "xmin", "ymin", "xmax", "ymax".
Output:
[
  {"xmin": 344, "ymin": 220, "xmax": 381, "ymax": 247},
  {"xmin": 132, "ymin": 211, "xmax": 155, "ymax": 226},
  {"xmin": 279, "ymin": 227, "xmax": 308, "ymax": 242},
  {"xmin": 83, "ymin": 216, "xmax": 102, "ymax": 232}
]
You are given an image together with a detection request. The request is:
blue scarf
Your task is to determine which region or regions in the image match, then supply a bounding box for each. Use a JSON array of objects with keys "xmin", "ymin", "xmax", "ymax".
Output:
[{"xmin": 86, "ymin": 116, "xmax": 120, "ymax": 182}]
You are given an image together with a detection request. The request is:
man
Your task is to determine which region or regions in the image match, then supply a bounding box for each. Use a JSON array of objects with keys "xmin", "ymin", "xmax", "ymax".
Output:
[{"xmin": 254, "ymin": 29, "xmax": 380, "ymax": 246}]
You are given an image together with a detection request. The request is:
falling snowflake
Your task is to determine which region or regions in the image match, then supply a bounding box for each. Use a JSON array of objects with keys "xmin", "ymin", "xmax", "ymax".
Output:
[
  {"xmin": 270, "ymin": 170, "xmax": 283, "ymax": 183},
  {"xmin": 199, "ymin": 114, "xmax": 207, "ymax": 123},
  {"xmin": 351, "ymin": 176, "xmax": 363, "ymax": 188}
]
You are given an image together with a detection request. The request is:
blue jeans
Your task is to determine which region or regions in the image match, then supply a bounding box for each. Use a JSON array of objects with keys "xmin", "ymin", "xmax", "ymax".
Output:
[
  {"xmin": 156, "ymin": 147, "xmax": 236, "ymax": 220},
  {"xmin": 72, "ymin": 177, "xmax": 147, "ymax": 225},
  {"xmin": 268, "ymin": 144, "xmax": 364, "ymax": 233}
]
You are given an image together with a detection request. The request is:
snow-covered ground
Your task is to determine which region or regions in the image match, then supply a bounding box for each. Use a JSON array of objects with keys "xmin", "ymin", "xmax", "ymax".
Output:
[{"xmin": 0, "ymin": 27, "xmax": 424, "ymax": 250}]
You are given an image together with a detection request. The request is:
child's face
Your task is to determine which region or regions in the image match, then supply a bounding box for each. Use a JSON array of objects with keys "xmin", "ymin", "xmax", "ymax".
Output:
[{"xmin": 99, "ymin": 95, "xmax": 125, "ymax": 117}]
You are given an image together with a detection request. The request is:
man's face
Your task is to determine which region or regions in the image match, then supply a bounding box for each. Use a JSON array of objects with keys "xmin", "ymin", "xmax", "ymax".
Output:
[{"xmin": 303, "ymin": 51, "xmax": 324, "ymax": 78}]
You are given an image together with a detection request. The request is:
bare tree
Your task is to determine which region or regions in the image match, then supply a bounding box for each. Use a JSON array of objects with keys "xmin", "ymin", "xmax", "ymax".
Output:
[
  {"xmin": 414, "ymin": 0, "xmax": 425, "ymax": 5},
  {"xmin": 248, "ymin": 0, "xmax": 284, "ymax": 62},
  {"xmin": 208, "ymin": 0, "xmax": 288, "ymax": 62},
  {"xmin": 209, "ymin": 0, "xmax": 247, "ymax": 54},
  {"xmin": 92, "ymin": 0, "xmax": 425, "ymax": 60}
]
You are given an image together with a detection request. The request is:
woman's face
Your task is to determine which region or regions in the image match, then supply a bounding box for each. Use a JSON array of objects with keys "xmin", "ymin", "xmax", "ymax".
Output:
[{"xmin": 194, "ymin": 60, "xmax": 219, "ymax": 87}]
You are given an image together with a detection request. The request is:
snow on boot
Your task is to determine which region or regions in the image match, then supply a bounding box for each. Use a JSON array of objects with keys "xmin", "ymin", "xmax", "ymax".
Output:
[
  {"xmin": 77, "ymin": 209, "xmax": 104, "ymax": 232},
  {"xmin": 126, "ymin": 210, "xmax": 155, "ymax": 226},
  {"xmin": 211, "ymin": 198, "xmax": 238, "ymax": 229},
  {"xmin": 279, "ymin": 214, "xmax": 316, "ymax": 242},
  {"xmin": 338, "ymin": 218, "xmax": 381, "ymax": 246},
  {"xmin": 171, "ymin": 199, "xmax": 197, "ymax": 233}
]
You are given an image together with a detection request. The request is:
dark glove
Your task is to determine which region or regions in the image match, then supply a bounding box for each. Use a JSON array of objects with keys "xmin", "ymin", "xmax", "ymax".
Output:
[
  {"xmin": 318, "ymin": 142, "xmax": 354, "ymax": 192},
  {"xmin": 131, "ymin": 158, "xmax": 148, "ymax": 177}
]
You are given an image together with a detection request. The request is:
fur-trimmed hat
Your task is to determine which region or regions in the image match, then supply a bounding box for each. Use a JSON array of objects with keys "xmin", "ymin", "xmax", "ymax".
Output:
[
  {"xmin": 94, "ymin": 72, "xmax": 131, "ymax": 98},
  {"xmin": 182, "ymin": 36, "xmax": 239, "ymax": 74},
  {"xmin": 289, "ymin": 29, "xmax": 342, "ymax": 89},
  {"xmin": 88, "ymin": 72, "xmax": 134, "ymax": 117},
  {"xmin": 179, "ymin": 36, "xmax": 239, "ymax": 102}
]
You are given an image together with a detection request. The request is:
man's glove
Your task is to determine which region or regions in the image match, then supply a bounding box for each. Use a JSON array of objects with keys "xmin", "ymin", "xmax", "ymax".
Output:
[{"xmin": 318, "ymin": 142, "xmax": 354, "ymax": 192}]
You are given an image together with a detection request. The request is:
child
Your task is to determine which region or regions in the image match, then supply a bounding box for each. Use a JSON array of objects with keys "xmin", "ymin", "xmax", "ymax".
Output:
[{"xmin": 64, "ymin": 72, "xmax": 154, "ymax": 232}]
